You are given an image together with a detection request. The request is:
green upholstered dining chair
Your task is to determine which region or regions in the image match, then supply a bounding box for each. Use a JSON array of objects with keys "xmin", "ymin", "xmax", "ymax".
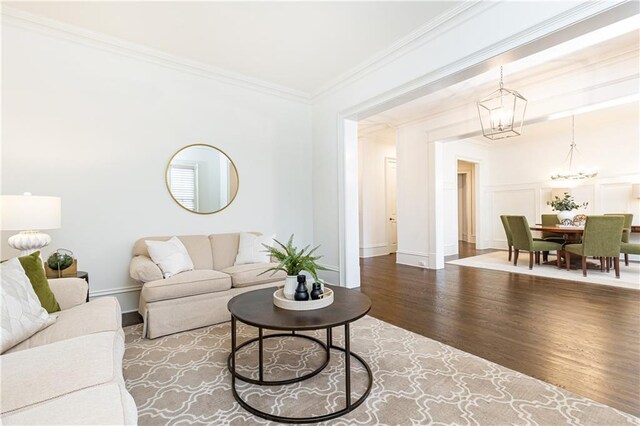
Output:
[
  {"xmin": 564, "ymin": 215, "xmax": 624, "ymax": 278},
  {"xmin": 506, "ymin": 216, "xmax": 563, "ymax": 269},
  {"xmin": 500, "ymin": 215, "xmax": 514, "ymax": 261},
  {"xmin": 620, "ymin": 242, "xmax": 640, "ymax": 266},
  {"xmin": 541, "ymin": 214, "xmax": 565, "ymax": 243},
  {"xmin": 605, "ymin": 213, "xmax": 634, "ymax": 265}
]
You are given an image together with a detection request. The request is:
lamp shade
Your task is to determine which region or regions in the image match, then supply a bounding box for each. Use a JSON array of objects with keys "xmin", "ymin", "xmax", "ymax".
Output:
[
  {"xmin": 551, "ymin": 188, "xmax": 570, "ymax": 200},
  {"xmin": 1, "ymin": 194, "xmax": 61, "ymax": 231}
]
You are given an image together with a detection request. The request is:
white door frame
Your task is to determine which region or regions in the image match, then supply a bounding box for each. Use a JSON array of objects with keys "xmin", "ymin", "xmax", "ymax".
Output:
[
  {"xmin": 335, "ymin": 5, "xmax": 634, "ymax": 284},
  {"xmin": 385, "ymin": 157, "xmax": 397, "ymax": 254}
]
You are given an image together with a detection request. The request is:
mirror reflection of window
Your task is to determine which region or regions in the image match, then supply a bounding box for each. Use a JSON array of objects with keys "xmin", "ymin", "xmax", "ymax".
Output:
[
  {"xmin": 168, "ymin": 162, "xmax": 198, "ymax": 210},
  {"xmin": 166, "ymin": 145, "xmax": 239, "ymax": 214}
]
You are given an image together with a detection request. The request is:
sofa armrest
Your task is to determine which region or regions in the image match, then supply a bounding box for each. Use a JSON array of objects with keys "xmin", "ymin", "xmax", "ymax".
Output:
[
  {"xmin": 130, "ymin": 255, "xmax": 163, "ymax": 283},
  {"xmin": 48, "ymin": 278, "xmax": 88, "ymax": 310}
]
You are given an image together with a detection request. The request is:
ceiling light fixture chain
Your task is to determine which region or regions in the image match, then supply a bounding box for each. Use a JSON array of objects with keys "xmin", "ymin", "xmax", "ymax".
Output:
[{"xmin": 550, "ymin": 114, "xmax": 598, "ymax": 181}]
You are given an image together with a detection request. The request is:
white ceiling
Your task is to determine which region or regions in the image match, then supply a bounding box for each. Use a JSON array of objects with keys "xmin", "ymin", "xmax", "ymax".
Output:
[
  {"xmin": 359, "ymin": 26, "xmax": 640, "ymax": 136},
  {"xmin": 5, "ymin": 1, "xmax": 458, "ymax": 95}
]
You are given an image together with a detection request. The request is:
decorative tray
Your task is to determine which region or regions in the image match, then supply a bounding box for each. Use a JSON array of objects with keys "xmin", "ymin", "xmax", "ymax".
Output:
[{"xmin": 273, "ymin": 287, "xmax": 334, "ymax": 311}]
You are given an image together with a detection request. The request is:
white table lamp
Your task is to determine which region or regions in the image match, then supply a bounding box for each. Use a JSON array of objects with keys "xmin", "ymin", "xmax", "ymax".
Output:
[{"xmin": 1, "ymin": 193, "xmax": 61, "ymax": 256}]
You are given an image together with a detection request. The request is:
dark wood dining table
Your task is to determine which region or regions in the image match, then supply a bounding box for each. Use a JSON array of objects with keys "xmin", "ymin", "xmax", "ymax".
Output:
[
  {"xmin": 529, "ymin": 225, "xmax": 585, "ymax": 243},
  {"xmin": 529, "ymin": 224, "xmax": 633, "ymax": 270}
]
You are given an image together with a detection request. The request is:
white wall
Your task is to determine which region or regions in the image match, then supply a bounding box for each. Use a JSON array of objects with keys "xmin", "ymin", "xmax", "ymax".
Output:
[
  {"xmin": 358, "ymin": 127, "xmax": 396, "ymax": 258},
  {"xmin": 1, "ymin": 23, "xmax": 313, "ymax": 312},
  {"xmin": 311, "ymin": 1, "xmax": 617, "ymax": 282},
  {"xmin": 397, "ymin": 102, "xmax": 639, "ymax": 263},
  {"xmin": 486, "ymin": 102, "xmax": 640, "ymax": 249}
]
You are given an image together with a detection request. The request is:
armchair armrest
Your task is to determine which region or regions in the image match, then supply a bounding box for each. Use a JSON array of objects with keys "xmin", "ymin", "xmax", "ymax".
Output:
[
  {"xmin": 130, "ymin": 255, "xmax": 163, "ymax": 283},
  {"xmin": 48, "ymin": 278, "xmax": 88, "ymax": 310}
]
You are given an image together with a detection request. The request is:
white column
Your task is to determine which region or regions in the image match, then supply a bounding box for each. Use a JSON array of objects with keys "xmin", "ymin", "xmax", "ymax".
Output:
[
  {"xmin": 427, "ymin": 140, "xmax": 445, "ymax": 269},
  {"xmin": 339, "ymin": 118, "xmax": 360, "ymax": 288}
]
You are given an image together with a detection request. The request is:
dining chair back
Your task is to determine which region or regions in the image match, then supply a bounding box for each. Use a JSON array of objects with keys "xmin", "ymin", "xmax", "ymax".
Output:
[
  {"xmin": 605, "ymin": 213, "xmax": 634, "ymax": 265},
  {"xmin": 506, "ymin": 216, "xmax": 533, "ymax": 251},
  {"xmin": 582, "ymin": 215, "xmax": 625, "ymax": 257},
  {"xmin": 605, "ymin": 213, "xmax": 633, "ymax": 242},
  {"xmin": 564, "ymin": 215, "xmax": 625, "ymax": 278},
  {"xmin": 541, "ymin": 214, "xmax": 559, "ymax": 239},
  {"xmin": 500, "ymin": 215, "xmax": 514, "ymax": 261}
]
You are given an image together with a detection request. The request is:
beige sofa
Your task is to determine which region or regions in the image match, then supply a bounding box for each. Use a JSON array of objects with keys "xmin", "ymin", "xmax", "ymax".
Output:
[
  {"xmin": 130, "ymin": 233, "xmax": 286, "ymax": 339},
  {"xmin": 0, "ymin": 277, "xmax": 137, "ymax": 425}
]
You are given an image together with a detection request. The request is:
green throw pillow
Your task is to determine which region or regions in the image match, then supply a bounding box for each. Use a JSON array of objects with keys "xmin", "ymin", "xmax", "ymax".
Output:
[{"xmin": 18, "ymin": 252, "xmax": 60, "ymax": 313}]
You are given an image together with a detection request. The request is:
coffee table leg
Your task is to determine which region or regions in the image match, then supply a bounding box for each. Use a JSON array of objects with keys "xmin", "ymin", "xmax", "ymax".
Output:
[
  {"xmin": 345, "ymin": 323, "xmax": 351, "ymax": 408},
  {"xmin": 231, "ymin": 316, "xmax": 237, "ymax": 385},
  {"xmin": 326, "ymin": 328, "xmax": 332, "ymax": 359},
  {"xmin": 258, "ymin": 327, "xmax": 264, "ymax": 382}
]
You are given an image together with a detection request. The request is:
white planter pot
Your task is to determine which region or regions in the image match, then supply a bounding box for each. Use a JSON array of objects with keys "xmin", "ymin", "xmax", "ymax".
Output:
[
  {"xmin": 557, "ymin": 210, "xmax": 576, "ymax": 225},
  {"xmin": 283, "ymin": 276, "xmax": 298, "ymax": 300}
]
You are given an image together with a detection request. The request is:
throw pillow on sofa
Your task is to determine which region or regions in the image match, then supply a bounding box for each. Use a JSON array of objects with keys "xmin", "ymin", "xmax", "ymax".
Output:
[
  {"xmin": 234, "ymin": 233, "xmax": 275, "ymax": 265},
  {"xmin": 1, "ymin": 257, "xmax": 56, "ymax": 353},
  {"xmin": 145, "ymin": 236, "xmax": 194, "ymax": 278},
  {"xmin": 18, "ymin": 251, "xmax": 61, "ymax": 313}
]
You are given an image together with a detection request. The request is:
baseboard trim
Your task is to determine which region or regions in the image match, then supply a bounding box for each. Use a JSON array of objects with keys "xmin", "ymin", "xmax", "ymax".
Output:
[
  {"xmin": 318, "ymin": 263, "xmax": 340, "ymax": 272},
  {"xmin": 89, "ymin": 285, "xmax": 141, "ymax": 298},
  {"xmin": 396, "ymin": 251, "xmax": 429, "ymax": 268},
  {"xmin": 360, "ymin": 244, "xmax": 390, "ymax": 258}
]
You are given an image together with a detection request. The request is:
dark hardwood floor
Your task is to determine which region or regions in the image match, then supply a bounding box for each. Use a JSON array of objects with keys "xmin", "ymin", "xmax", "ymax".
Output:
[{"xmin": 358, "ymin": 242, "xmax": 640, "ymax": 416}]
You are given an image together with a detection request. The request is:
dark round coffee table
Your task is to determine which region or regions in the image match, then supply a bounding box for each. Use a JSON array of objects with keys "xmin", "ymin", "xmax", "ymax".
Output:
[{"xmin": 227, "ymin": 284, "xmax": 372, "ymax": 424}]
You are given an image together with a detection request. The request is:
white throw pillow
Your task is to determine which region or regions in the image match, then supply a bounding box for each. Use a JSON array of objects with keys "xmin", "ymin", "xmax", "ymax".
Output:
[
  {"xmin": 145, "ymin": 237, "xmax": 195, "ymax": 278},
  {"xmin": 234, "ymin": 233, "xmax": 275, "ymax": 265},
  {"xmin": 1, "ymin": 257, "xmax": 56, "ymax": 353}
]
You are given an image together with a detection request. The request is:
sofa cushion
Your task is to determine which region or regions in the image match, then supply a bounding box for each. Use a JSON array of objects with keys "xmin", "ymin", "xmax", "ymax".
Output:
[
  {"xmin": 222, "ymin": 263, "xmax": 286, "ymax": 288},
  {"xmin": 210, "ymin": 233, "xmax": 242, "ymax": 271},
  {"xmin": 18, "ymin": 251, "xmax": 60, "ymax": 313},
  {"xmin": 6, "ymin": 297, "xmax": 122, "ymax": 353},
  {"xmin": 145, "ymin": 237, "xmax": 194, "ymax": 278},
  {"xmin": 1, "ymin": 258, "xmax": 55, "ymax": 353},
  {"xmin": 141, "ymin": 270, "xmax": 232, "ymax": 303},
  {"xmin": 0, "ymin": 331, "xmax": 124, "ymax": 415},
  {"xmin": 1, "ymin": 382, "xmax": 137, "ymax": 425},
  {"xmin": 133, "ymin": 235, "xmax": 214, "ymax": 270}
]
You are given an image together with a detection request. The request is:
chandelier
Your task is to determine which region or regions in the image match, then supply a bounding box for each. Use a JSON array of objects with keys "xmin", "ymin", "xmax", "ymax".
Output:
[
  {"xmin": 477, "ymin": 67, "xmax": 527, "ymax": 140},
  {"xmin": 550, "ymin": 115, "xmax": 598, "ymax": 180}
]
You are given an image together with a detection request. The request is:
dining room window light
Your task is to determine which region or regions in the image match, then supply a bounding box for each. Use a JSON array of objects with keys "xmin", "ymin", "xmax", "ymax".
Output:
[{"xmin": 168, "ymin": 161, "xmax": 198, "ymax": 210}]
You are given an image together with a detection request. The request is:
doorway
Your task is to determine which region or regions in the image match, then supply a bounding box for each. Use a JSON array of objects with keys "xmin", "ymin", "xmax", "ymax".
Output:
[
  {"xmin": 385, "ymin": 158, "xmax": 397, "ymax": 254},
  {"xmin": 357, "ymin": 127, "xmax": 397, "ymax": 259},
  {"xmin": 457, "ymin": 160, "xmax": 477, "ymax": 250}
]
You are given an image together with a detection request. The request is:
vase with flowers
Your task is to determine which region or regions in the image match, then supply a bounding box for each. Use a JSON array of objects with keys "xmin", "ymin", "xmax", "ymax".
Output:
[{"xmin": 547, "ymin": 192, "xmax": 588, "ymax": 225}]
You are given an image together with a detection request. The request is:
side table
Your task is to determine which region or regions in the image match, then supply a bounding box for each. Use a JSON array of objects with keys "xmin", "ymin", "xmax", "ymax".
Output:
[{"xmin": 76, "ymin": 271, "xmax": 89, "ymax": 302}]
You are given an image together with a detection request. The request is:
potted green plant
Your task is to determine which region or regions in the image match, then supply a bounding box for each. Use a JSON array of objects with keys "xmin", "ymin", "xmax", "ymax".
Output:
[
  {"xmin": 547, "ymin": 192, "xmax": 588, "ymax": 224},
  {"xmin": 260, "ymin": 235, "xmax": 327, "ymax": 300}
]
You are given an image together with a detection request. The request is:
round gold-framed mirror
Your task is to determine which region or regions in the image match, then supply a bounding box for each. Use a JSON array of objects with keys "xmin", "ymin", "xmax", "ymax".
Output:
[{"xmin": 165, "ymin": 144, "xmax": 239, "ymax": 214}]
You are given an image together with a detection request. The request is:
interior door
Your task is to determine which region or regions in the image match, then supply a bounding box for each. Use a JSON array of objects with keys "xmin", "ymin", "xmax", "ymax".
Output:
[
  {"xmin": 385, "ymin": 158, "xmax": 397, "ymax": 254},
  {"xmin": 458, "ymin": 173, "xmax": 467, "ymax": 241}
]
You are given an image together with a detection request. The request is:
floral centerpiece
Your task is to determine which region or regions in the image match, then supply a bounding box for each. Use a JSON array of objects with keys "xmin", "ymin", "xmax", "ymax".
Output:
[{"xmin": 547, "ymin": 192, "xmax": 588, "ymax": 224}]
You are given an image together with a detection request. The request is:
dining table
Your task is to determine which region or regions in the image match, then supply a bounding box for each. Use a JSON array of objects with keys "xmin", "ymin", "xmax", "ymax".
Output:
[{"xmin": 529, "ymin": 224, "xmax": 633, "ymax": 269}]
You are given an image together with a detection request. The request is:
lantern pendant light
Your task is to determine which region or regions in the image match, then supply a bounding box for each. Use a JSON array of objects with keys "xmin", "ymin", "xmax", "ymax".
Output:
[{"xmin": 477, "ymin": 66, "xmax": 528, "ymax": 140}]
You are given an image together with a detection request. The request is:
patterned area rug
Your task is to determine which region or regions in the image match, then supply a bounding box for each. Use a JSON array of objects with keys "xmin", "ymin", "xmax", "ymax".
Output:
[{"xmin": 123, "ymin": 316, "xmax": 637, "ymax": 425}]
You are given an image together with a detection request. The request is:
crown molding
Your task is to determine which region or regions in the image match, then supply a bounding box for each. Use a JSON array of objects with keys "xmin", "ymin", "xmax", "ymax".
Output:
[
  {"xmin": 1, "ymin": 6, "xmax": 311, "ymax": 104},
  {"xmin": 310, "ymin": 0, "xmax": 491, "ymax": 102},
  {"xmin": 339, "ymin": 0, "xmax": 634, "ymax": 120}
]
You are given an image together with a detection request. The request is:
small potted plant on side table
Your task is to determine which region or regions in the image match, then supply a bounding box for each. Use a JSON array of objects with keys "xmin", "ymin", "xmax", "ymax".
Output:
[
  {"xmin": 260, "ymin": 235, "xmax": 327, "ymax": 300},
  {"xmin": 547, "ymin": 192, "xmax": 588, "ymax": 225}
]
